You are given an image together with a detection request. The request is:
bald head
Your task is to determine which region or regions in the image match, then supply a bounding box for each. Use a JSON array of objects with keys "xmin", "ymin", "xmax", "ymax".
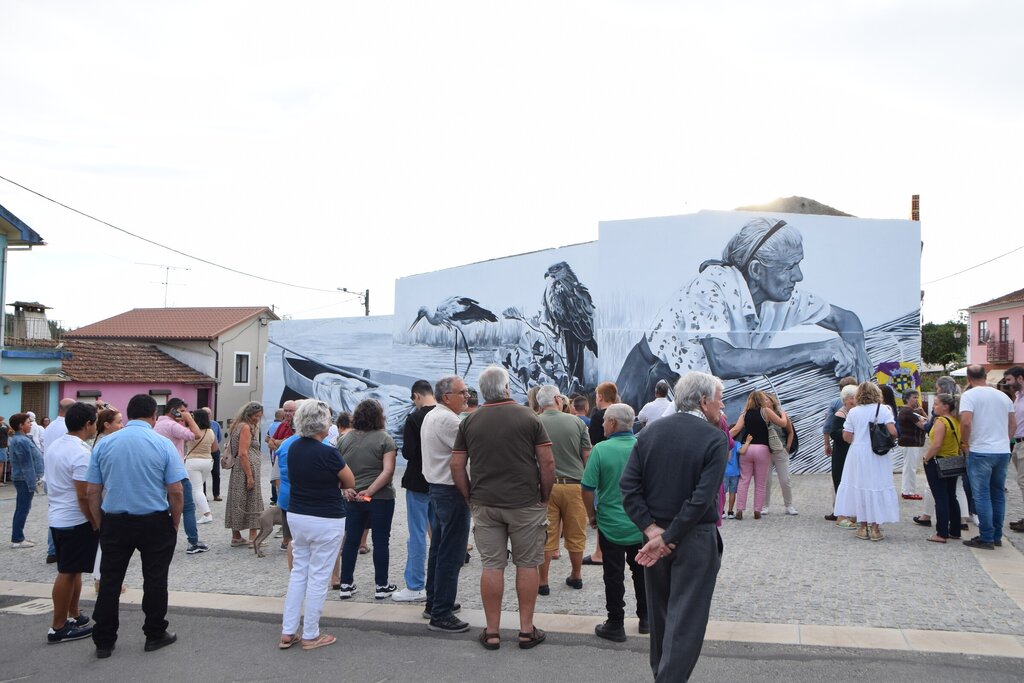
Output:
[{"xmin": 58, "ymin": 398, "xmax": 75, "ymax": 416}]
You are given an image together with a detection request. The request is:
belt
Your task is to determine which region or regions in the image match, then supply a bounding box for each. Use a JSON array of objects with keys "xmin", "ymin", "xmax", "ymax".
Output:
[{"xmin": 554, "ymin": 477, "xmax": 581, "ymax": 485}]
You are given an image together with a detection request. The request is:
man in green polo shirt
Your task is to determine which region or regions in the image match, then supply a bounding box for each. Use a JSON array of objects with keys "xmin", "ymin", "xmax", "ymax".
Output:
[{"xmin": 582, "ymin": 402, "xmax": 647, "ymax": 642}]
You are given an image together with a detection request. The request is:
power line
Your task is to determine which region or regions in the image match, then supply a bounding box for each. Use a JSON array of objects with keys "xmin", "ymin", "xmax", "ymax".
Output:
[
  {"xmin": 0, "ymin": 173, "xmax": 340, "ymax": 293},
  {"xmin": 923, "ymin": 243, "xmax": 1024, "ymax": 285}
]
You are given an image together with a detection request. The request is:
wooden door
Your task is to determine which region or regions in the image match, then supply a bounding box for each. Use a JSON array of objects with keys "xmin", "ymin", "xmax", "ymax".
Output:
[{"xmin": 20, "ymin": 382, "xmax": 49, "ymax": 419}]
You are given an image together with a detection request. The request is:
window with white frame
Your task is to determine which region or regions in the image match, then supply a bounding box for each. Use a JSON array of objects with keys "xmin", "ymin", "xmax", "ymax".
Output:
[
  {"xmin": 978, "ymin": 320, "xmax": 989, "ymax": 344},
  {"xmin": 234, "ymin": 352, "xmax": 251, "ymax": 385}
]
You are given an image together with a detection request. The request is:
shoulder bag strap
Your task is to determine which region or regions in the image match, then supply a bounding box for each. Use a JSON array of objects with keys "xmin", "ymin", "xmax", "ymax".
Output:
[
  {"xmin": 940, "ymin": 416, "xmax": 959, "ymax": 448},
  {"xmin": 184, "ymin": 429, "xmax": 208, "ymax": 459}
]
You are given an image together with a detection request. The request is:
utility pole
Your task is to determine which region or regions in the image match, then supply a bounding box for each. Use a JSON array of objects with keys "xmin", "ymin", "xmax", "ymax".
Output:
[
  {"xmin": 137, "ymin": 262, "xmax": 191, "ymax": 306},
  {"xmin": 338, "ymin": 287, "xmax": 370, "ymax": 316}
]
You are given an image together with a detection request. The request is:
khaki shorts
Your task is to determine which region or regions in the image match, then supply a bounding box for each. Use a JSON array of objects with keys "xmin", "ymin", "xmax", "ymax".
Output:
[
  {"xmin": 472, "ymin": 501, "xmax": 548, "ymax": 569},
  {"xmin": 544, "ymin": 483, "xmax": 588, "ymax": 553}
]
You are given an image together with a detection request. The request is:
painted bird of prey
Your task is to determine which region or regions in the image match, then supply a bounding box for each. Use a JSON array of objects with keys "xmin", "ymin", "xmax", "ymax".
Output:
[
  {"xmin": 409, "ymin": 296, "xmax": 498, "ymax": 375},
  {"xmin": 542, "ymin": 261, "xmax": 598, "ymax": 386}
]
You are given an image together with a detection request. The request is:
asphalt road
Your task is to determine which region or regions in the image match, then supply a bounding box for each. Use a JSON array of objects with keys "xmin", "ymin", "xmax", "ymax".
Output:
[{"xmin": 0, "ymin": 597, "xmax": 1020, "ymax": 682}]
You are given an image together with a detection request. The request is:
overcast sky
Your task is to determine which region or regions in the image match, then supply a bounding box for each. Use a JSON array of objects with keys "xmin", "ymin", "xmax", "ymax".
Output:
[{"xmin": 1, "ymin": 0, "xmax": 1020, "ymax": 329}]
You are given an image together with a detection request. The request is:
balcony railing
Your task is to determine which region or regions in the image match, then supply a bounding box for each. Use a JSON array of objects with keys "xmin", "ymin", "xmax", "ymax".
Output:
[
  {"xmin": 987, "ymin": 340, "xmax": 1014, "ymax": 363},
  {"xmin": 2, "ymin": 316, "xmax": 65, "ymax": 344}
]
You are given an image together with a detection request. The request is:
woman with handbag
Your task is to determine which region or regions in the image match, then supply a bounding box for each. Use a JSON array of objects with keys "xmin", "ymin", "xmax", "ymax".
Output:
[
  {"xmin": 921, "ymin": 394, "xmax": 963, "ymax": 543},
  {"xmin": 834, "ymin": 382, "xmax": 900, "ymax": 541},
  {"xmin": 760, "ymin": 392, "xmax": 798, "ymax": 516},
  {"xmin": 185, "ymin": 409, "xmax": 218, "ymax": 524},
  {"xmin": 729, "ymin": 390, "xmax": 779, "ymax": 520},
  {"xmin": 225, "ymin": 401, "xmax": 266, "ymax": 547}
]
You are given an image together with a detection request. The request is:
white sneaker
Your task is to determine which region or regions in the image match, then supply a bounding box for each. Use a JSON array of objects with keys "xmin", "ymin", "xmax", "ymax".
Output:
[
  {"xmin": 197, "ymin": 515, "xmax": 213, "ymax": 525},
  {"xmin": 11, "ymin": 540, "xmax": 35, "ymax": 549},
  {"xmin": 785, "ymin": 506, "xmax": 799, "ymax": 516},
  {"xmin": 971, "ymin": 514, "xmax": 980, "ymax": 526},
  {"xmin": 391, "ymin": 588, "xmax": 426, "ymax": 602},
  {"xmin": 760, "ymin": 507, "xmax": 770, "ymax": 515}
]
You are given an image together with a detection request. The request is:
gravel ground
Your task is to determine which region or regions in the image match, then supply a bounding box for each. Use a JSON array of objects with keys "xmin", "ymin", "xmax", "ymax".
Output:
[{"xmin": 2, "ymin": 457, "xmax": 1023, "ymax": 635}]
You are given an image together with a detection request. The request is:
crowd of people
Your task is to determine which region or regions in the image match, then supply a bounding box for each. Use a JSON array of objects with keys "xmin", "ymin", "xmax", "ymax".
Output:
[{"xmin": 4, "ymin": 359, "xmax": 1023, "ymax": 681}]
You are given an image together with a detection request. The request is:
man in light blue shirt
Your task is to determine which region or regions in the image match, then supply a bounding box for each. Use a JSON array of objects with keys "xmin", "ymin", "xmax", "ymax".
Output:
[{"xmin": 85, "ymin": 394, "xmax": 185, "ymax": 659}]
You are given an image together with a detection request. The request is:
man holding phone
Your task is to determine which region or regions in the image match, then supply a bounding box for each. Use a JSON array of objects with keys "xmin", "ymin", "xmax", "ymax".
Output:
[{"xmin": 154, "ymin": 398, "xmax": 208, "ymax": 555}]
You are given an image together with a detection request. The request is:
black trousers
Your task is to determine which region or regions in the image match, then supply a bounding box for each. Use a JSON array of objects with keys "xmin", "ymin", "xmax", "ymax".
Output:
[
  {"xmin": 210, "ymin": 453, "xmax": 221, "ymax": 498},
  {"xmin": 645, "ymin": 524, "xmax": 722, "ymax": 682},
  {"xmin": 92, "ymin": 511, "xmax": 177, "ymax": 648},
  {"xmin": 598, "ymin": 533, "xmax": 647, "ymax": 624},
  {"xmin": 924, "ymin": 460, "xmax": 962, "ymax": 539}
]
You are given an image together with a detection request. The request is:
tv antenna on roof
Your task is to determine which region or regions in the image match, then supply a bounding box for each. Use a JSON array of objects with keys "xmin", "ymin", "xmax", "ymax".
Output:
[{"xmin": 137, "ymin": 262, "xmax": 191, "ymax": 306}]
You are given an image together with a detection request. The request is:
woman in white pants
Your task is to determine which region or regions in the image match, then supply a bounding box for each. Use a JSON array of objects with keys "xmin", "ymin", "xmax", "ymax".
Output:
[
  {"xmin": 280, "ymin": 399, "xmax": 356, "ymax": 650},
  {"xmin": 761, "ymin": 393, "xmax": 798, "ymax": 515},
  {"xmin": 185, "ymin": 410, "xmax": 218, "ymax": 524}
]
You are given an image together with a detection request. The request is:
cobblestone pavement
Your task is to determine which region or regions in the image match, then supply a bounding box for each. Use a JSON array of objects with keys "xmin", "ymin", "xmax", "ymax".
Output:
[{"xmin": 2, "ymin": 460, "xmax": 1023, "ymax": 635}]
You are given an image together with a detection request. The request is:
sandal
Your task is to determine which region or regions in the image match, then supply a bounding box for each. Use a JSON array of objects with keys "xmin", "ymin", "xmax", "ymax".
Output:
[
  {"xmin": 278, "ymin": 634, "xmax": 300, "ymax": 649},
  {"xmin": 478, "ymin": 629, "xmax": 500, "ymax": 650},
  {"xmin": 358, "ymin": 545, "xmax": 370, "ymax": 555},
  {"xmin": 836, "ymin": 519, "xmax": 857, "ymax": 530},
  {"xmin": 301, "ymin": 633, "xmax": 336, "ymax": 650},
  {"xmin": 926, "ymin": 535, "xmax": 947, "ymax": 544},
  {"xmin": 518, "ymin": 626, "xmax": 546, "ymax": 650},
  {"xmin": 855, "ymin": 527, "xmax": 869, "ymax": 541},
  {"xmin": 230, "ymin": 539, "xmax": 250, "ymax": 548},
  {"xmin": 869, "ymin": 528, "xmax": 883, "ymax": 542}
]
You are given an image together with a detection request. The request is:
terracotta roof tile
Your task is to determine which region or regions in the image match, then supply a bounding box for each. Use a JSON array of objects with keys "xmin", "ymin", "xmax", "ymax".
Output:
[
  {"xmin": 66, "ymin": 307, "xmax": 277, "ymax": 340},
  {"xmin": 968, "ymin": 287, "xmax": 1024, "ymax": 310},
  {"xmin": 62, "ymin": 340, "xmax": 215, "ymax": 384}
]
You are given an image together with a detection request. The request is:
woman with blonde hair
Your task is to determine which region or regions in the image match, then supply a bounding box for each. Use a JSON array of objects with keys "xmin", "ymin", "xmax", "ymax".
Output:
[
  {"xmin": 729, "ymin": 390, "xmax": 786, "ymax": 520},
  {"xmin": 834, "ymin": 382, "xmax": 900, "ymax": 541},
  {"xmin": 225, "ymin": 401, "xmax": 266, "ymax": 547}
]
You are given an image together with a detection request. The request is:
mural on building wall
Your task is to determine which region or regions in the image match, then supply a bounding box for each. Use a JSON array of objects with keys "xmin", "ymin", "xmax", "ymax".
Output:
[
  {"xmin": 394, "ymin": 242, "xmax": 599, "ymax": 398},
  {"xmin": 263, "ymin": 315, "xmax": 417, "ymax": 443},
  {"xmin": 597, "ymin": 210, "xmax": 922, "ymax": 473}
]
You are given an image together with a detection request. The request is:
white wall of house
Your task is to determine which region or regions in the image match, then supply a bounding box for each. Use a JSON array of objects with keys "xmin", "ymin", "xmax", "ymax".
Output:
[
  {"xmin": 154, "ymin": 340, "xmax": 217, "ymax": 377},
  {"xmin": 213, "ymin": 315, "xmax": 271, "ymax": 418}
]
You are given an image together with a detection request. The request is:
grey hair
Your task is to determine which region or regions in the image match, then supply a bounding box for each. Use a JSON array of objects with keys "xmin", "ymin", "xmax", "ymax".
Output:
[
  {"xmin": 434, "ymin": 376, "xmax": 461, "ymax": 403},
  {"xmin": 294, "ymin": 399, "xmax": 332, "ymax": 438},
  {"xmin": 700, "ymin": 217, "xmax": 804, "ymax": 273},
  {"xmin": 478, "ymin": 365, "xmax": 510, "ymax": 403},
  {"xmin": 674, "ymin": 372, "xmax": 724, "ymax": 413},
  {"xmin": 936, "ymin": 376, "xmax": 961, "ymax": 396},
  {"xmin": 536, "ymin": 385, "xmax": 559, "ymax": 409},
  {"xmin": 604, "ymin": 403, "xmax": 635, "ymax": 431},
  {"xmin": 840, "ymin": 385, "xmax": 858, "ymax": 400}
]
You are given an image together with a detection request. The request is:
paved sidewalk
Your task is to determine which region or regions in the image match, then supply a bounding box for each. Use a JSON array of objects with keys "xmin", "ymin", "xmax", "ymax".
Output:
[{"xmin": 1, "ymin": 465, "xmax": 1023, "ymax": 640}]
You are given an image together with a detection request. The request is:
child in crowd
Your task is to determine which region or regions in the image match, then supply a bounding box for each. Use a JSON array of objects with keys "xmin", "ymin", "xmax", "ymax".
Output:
[{"xmin": 724, "ymin": 435, "xmax": 751, "ymax": 519}]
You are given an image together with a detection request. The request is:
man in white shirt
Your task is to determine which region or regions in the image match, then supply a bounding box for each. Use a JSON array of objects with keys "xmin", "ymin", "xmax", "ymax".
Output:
[
  {"xmin": 43, "ymin": 399, "xmax": 75, "ymax": 454},
  {"xmin": 421, "ymin": 375, "xmax": 470, "ymax": 634},
  {"xmin": 638, "ymin": 381, "xmax": 671, "ymax": 429},
  {"xmin": 26, "ymin": 411, "xmax": 45, "ymax": 452},
  {"xmin": 45, "ymin": 402, "xmax": 100, "ymax": 643},
  {"xmin": 959, "ymin": 365, "xmax": 1016, "ymax": 549}
]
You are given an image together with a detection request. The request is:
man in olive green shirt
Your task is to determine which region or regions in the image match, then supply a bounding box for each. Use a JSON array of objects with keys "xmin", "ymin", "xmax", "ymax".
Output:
[
  {"xmin": 582, "ymin": 403, "xmax": 647, "ymax": 642},
  {"xmin": 536, "ymin": 385, "xmax": 592, "ymax": 595}
]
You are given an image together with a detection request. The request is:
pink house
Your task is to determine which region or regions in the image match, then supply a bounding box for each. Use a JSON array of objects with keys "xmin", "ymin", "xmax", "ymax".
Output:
[
  {"xmin": 60, "ymin": 339, "xmax": 216, "ymax": 414},
  {"xmin": 967, "ymin": 287, "xmax": 1024, "ymax": 374}
]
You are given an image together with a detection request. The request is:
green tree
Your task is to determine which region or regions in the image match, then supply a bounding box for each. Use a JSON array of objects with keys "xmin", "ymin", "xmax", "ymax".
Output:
[{"xmin": 921, "ymin": 320, "xmax": 967, "ymax": 371}]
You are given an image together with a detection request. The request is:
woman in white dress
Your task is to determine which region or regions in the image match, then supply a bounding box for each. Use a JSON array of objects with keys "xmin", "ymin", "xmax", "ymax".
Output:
[{"xmin": 834, "ymin": 382, "xmax": 900, "ymax": 541}]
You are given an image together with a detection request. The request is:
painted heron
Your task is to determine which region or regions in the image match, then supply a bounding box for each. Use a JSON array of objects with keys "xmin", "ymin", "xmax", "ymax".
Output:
[
  {"xmin": 542, "ymin": 261, "xmax": 598, "ymax": 386},
  {"xmin": 409, "ymin": 296, "xmax": 497, "ymax": 375}
]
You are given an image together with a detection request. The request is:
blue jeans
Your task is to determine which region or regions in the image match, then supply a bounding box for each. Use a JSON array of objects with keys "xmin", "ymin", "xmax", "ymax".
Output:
[
  {"xmin": 11, "ymin": 480, "xmax": 34, "ymax": 543},
  {"xmin": 181, "ymin": 477, "xmax": 198, "ymax": 545},
  {"xmin": 404, "ymin": 490, "xmax": 434, "ymax": 591},
  {"xmin": 424, "ymin": 484, "xmax": 471, "ymax": 620},
  {"xmin": 340, "ymin": 498, "xmax": 396, "ymax": 586},
  {"xmin": 967, "ymin": 452, "xmax": 1010, "ymax": 543}
]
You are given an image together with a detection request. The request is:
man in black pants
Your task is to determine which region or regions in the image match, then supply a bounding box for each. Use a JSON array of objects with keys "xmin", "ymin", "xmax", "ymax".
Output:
[
  {"xmin": 621, "ymin": 372, "xmax": 727, "ymax": 682},
  {"xmin": 86, "ymin": 394, "xmax": 186, "ymax": 659}
]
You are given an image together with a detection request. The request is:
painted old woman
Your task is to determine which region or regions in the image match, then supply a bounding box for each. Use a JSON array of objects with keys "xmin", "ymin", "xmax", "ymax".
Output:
[{"xmin": 616, "ymin": 217, "xmax": 872, "ymax": 410}]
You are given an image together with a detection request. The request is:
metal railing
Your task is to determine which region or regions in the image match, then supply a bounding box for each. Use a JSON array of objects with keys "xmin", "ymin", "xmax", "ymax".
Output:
[
  {"xmin": 986, "ymin": 340, "xmax": 1014, "ymax": 363},
  {"xmin": 2, "ymin": 315, "xmax": 65, "ymax": 342}
]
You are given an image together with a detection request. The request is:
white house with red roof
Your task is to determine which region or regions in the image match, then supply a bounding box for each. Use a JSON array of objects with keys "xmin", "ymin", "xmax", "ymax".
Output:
[{"xmin": 66, "ymin": 306, "xmax": 278, "ymax": 419}]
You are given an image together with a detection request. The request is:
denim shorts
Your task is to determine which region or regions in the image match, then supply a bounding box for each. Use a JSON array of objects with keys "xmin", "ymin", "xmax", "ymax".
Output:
[{"xmin": 724, "ymin": 475, "xmax": 739, "ymax": 494}]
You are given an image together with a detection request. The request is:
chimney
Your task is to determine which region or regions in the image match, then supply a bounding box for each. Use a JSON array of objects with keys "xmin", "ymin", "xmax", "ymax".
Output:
[{"xmin": 911, "ymin": 194, "xmax": 920, "ymax": 221}]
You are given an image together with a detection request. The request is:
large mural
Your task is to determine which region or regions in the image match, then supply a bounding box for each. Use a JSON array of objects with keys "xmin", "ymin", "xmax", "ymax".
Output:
[
  {"xmin": 263, "ymin": 210, "xmax": 922, "ymax": 473},
  {"xmin": 598, "ymin": 210, "xmax": 921, "ymax": 473},
  {"xmin": 393, "ymin": 242, "xmax": 599, "ymax": 397}
]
